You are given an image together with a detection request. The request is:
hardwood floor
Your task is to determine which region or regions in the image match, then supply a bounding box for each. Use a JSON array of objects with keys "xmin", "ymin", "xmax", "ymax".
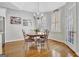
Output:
[{"xmin": 4, "ymin": 39, "xmax": 78, "ymax": 57}]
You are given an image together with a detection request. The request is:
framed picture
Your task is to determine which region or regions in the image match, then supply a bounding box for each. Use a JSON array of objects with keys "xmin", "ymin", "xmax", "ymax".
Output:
[
  {"xmin": 23, "ymin": 19, "xmax": 28, "ymax": 26},
  {"xmin": 10, "ymin": 16, "xmax": 21, "ymax": 24}
]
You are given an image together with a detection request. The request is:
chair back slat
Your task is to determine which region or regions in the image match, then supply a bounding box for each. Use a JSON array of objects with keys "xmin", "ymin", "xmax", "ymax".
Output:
[{"xmin": 22, "ymin": 29, "xmax": 27, "ymax": 39}]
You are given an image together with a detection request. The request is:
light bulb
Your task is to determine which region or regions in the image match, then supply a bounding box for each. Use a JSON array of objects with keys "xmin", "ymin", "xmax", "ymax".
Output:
[
  {"xmin": 41, "ymin": 13, "xmax": 44, "ymax": 17},
  {"xmin": 33, "ymin": 13, "xmax": 36, "ymax": 16},
  {"xmin": 37, "ymin": 12, "xmax": 40, "ymax": 15}
]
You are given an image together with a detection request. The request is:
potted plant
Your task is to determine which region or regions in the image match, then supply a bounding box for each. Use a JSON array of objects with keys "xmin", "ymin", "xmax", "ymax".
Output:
[{"xmin": 34, "ymin": 29, "xmax": 40, "ymax": 34}]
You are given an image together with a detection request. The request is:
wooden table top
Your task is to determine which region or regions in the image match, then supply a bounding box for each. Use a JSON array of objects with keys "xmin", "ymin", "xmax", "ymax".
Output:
[{"xmin": 27, "ymin": 34, "xmax": 47, "ymax": 37}]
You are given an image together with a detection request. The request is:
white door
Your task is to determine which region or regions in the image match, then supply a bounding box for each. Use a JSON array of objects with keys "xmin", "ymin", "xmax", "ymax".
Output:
[{"xmin": 65, "ymin": 3, "xmax": 77, "ymax": 50}]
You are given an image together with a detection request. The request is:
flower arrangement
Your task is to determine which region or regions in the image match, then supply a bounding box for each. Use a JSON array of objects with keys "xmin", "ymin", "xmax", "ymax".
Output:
[{"xmin": 34, "ymin": 29, "xmax": 40, "ymax": 34}]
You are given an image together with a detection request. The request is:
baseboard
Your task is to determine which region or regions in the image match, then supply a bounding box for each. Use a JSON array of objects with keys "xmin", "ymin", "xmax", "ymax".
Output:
[
  {"xmin": 48, "ymin": 38, "xmax": 65, "ymax": 43},
  {"xmin": 5, "ymin": 38, "xmax": 24, "ymax": 43}
]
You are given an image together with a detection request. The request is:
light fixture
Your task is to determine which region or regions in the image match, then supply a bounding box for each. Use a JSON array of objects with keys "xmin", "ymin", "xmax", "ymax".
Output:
[{"xmin": 33, "ymin": 2, "xmax": 44, "ymax": 20}]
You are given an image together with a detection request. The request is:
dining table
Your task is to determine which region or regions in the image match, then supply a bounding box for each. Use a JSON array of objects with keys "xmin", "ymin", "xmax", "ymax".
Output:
[{"xmin": 26, "ymin": 33, "xmax": 48, "ymax": 51}]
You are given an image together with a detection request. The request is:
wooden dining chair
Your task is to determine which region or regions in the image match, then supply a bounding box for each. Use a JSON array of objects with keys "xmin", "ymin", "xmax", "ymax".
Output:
[
  {"xmin": 22, "ymin": 29, "xmax": 34, "ymax": 51},
  {"xmin": 35, "ymin": 34, "xmax": 49, "ymax": 52},
  {"xmin": 42, "ymin": 30, "xmax": 49, "ymax": 50},
  {"xmin": 40, "ymin": 35, "xmax": 48, "ymax": 49}
]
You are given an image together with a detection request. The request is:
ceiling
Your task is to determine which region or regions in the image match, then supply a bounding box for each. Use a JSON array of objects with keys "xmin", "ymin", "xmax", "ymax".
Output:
[{"xmin": 0, "ymin": 2, "xmax": 66, "ymax": 12}]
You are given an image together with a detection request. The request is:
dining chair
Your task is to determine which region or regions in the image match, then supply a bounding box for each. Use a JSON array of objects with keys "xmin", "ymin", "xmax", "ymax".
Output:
[
  {"xmin": 41, "ymin": 29, "xmax": 49, "ymax": 48},
  {"xmin": 34, "ymin": 36, "xmax": 41, "ymax": 52},
  {"xmin": 40, "ymin": 35, "xmax": 48, "ymax": 49},
  {"xmin": 33, "ymin": 36, "xmax": 44, "ymax": 52},
  {"xmin": 44, "ymin": 30, "xmax": 49, "ymax": 50},
  {"xmin": 35, "ymin": 34, "xmax": 49, "ymax": 52},
  {"xmin": 22, "ymin": 29, "xmax": 35, "ymax": 51}
]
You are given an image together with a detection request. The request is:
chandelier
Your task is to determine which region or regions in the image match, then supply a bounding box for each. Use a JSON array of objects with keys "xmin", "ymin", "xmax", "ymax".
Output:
[{"xmin": 33, "ymin": 2, "xmax": 44, "ymax": 20}]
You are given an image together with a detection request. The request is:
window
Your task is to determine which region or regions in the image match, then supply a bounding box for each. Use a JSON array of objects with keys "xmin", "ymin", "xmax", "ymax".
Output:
[
  {"xmin": 51, "ymin": 9, "xmax": 61, "ymax": 32},
  {"xmin": 66, "ymin": 3, "xmax": 76, "ymax": 44}
]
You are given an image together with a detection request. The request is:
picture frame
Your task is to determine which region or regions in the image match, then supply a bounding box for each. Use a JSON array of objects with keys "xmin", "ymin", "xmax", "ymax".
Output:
[
  {"xmin": 10, "ymin": 16, "xmax": 21, "ymax": 24},
  {"xmin": 23, "ymin": 19, "xmax": 28, "ymax": 26}
]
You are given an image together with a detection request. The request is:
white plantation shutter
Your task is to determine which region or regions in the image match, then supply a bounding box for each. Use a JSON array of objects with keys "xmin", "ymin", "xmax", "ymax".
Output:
[
  {"xmin": 51, "ymin": 9, "xmax": 61, "ymax": 32},
  {"xmin": 42, "ymin": 16, "xmax": 47, "ymax": 29}
]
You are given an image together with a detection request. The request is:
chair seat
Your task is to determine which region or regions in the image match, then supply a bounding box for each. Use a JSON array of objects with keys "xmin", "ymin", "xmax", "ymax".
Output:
[
  {"xmin": 37, "ymin": 39, "xmax": 45, "ymax": 43},
  {"xmin": 25, "ymin": 39, "xmax": 34, "ymax": 42}
]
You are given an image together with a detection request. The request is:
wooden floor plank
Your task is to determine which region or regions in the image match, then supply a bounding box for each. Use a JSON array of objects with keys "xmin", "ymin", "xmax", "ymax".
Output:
[{"xmin": 4, "ymin": 39, "xmax": 78, "ymax": 57}]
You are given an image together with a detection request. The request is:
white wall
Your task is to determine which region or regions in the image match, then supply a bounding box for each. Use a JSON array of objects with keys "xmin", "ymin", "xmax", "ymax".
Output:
[
  {"xmin": 0, "ymin": 8, "xmax": 6, "ymax": 17},
  {"xmin": 46, "ymin": 8, "xmax": 65, "ymax": 42},
  {"xmin": 77, "ymin": 2, "xmax": 79, "ymax": 55},
  {"xmin": 6, "ymin": 9, "xmax": 34, "ymax": 42}
]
